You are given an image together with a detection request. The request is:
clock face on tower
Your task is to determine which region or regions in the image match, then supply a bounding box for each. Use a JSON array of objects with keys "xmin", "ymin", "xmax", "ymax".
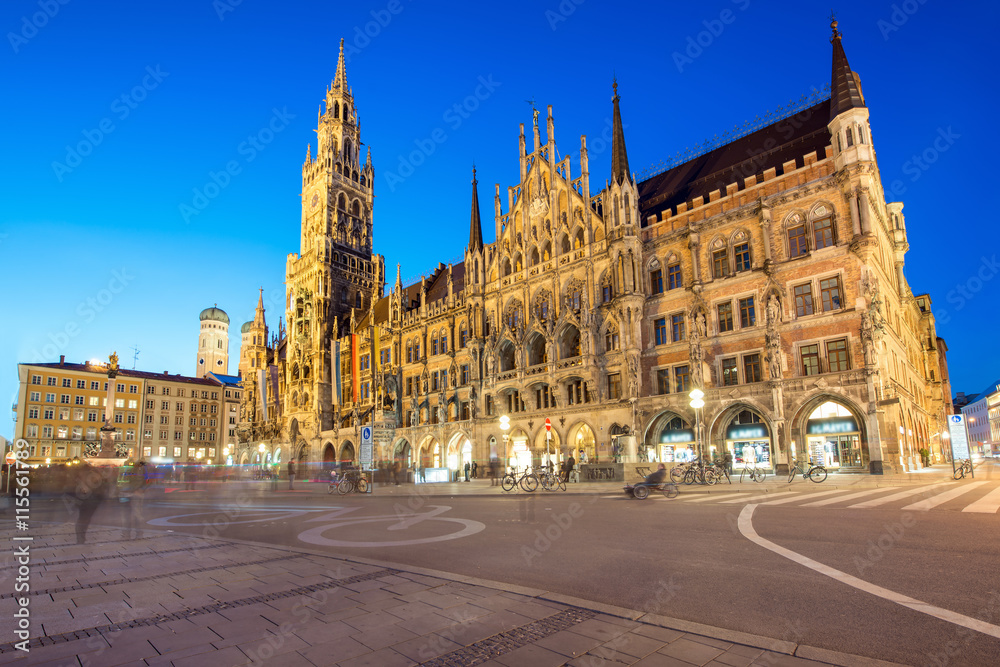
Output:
[{"xmin": 311, "ymin": 192, "xmax": 320, "ymax": 209}]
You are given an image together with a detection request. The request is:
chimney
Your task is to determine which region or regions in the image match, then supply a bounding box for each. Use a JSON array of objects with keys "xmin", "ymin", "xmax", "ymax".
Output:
[
  {"xmin": 164, "ymin": 371, "xmax": 169, "ymax": 375},
  {"xmin": 59, "ymin": 355, "xmax": 65, "ymax": 365}
]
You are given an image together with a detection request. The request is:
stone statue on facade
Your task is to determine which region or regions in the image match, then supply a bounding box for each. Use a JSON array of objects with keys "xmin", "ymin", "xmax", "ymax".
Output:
[
  {"xmin": 766, "ymin": 293, "xmax": 782, "ymax": 328},
  {"xmin": 627, "ymin": 354, "xmax": 640, "ymax": 398},
  {"xmin": 766, "ymin": 330, "xmax": 782, "ymax": 380}
]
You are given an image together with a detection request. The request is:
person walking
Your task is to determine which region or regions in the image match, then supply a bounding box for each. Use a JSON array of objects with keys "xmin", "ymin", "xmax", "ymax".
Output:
[
  {"xmin": 489, "ymin": 458, "xmax": 498, "ymax": 486},
  {"xmin": 419, "ymin": 464, "xmax": 426, "ymax": 483},
  {"xmin": 287, "ymin": 459, "xmax": 296, "ymax": 490},
  {"xmin": 392, "ymin": 460, "xmax": 400, "ymax": 486},
  {"xmin": 463, "ymin": 461, "xmax": 471, "ymax": 482},
  {"xmin": 563, "ymin": 453, "xmax": 575, "ymax": 483},
  {"xmin": 121, "ymin": 462, "xmax": 148, "ymax": 540},
  {"xmin": 471, "ymin": 461, "xmax": 478, "ymax": 479},
  {"xmin": 72, "ymin": 463, "xmax": 109, "ymax": 545}
]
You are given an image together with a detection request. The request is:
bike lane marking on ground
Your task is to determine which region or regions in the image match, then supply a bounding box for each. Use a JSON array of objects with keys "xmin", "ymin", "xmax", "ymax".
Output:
[
  {"xmin": 682, "ymin": 492, "xmax": 751, "ymax": 503},
  {"xmin": 901, "ymin": 482, "xmax": 985, "ymax": 511},
  {"xmin": 798, "ymin": 488, "xmax": 890, "ymax": 507},
  {"xmin": 847, "ymin": 483, "xmax": 953, "ymax": 509},
  {"xmin": 721, "ymin": 491, "xmax": 799, "ymax": 504},
  {"xmin": 296, "ymin": 505, "xmax": 486, "ymax": 548},
  {"xmin": 738, "ymin": 504, "xmax": 1000, "ymax": 640},
  {"xmin": 961, "ymin": 485, "xmax": 1000, "ymax": 513},
  {"xmin": 754, "ymin": 489, "xmax": 845, "ymax": 505}
]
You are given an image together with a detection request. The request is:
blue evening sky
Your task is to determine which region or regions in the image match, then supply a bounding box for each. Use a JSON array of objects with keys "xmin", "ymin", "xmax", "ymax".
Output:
[{"xmin": 1, "ymin": 0, "xmax": 997, "ymax": 436}]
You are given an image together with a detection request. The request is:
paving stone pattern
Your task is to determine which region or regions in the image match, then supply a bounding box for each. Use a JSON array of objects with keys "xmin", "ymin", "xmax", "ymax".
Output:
[{"xmin": 0, "ymin": 530, "xmax": 863, "ymax": 666}]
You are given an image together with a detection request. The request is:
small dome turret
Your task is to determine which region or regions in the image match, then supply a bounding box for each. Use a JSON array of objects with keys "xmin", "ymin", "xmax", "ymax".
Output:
[
  {"xmin": 241, "ymin": 320, "xmax": 253, "ymax": 334},
  {"xmin": 200, "ymin": 306, "xmax": 230, "ymax": 324}
]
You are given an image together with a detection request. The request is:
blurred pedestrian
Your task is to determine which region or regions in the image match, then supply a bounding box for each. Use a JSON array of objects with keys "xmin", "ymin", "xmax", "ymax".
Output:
[
  {"xmin": 287, "ymin": 459, "xmax": 296, "ymax": 490},
  {"xmin": 392, "ymin": 460, "xmax": 401, "ymax": 486},
  {"xmin": 121, "ymin": 462, "xmax": 147, "ymax": 539},
  {"xmin": 471, "ymin": 461, "xmax": 478, "ymax": 479},
  {"xmin": 72, "ymin": 463, "xmax": 109, "ymax": 545},
  {"xmin": 464, "ymin": 461, "xmax": 470, "ymax": 482},
  {"xmin": 563, "ymin": 453, "xmax": 575, "ymax": 483}
]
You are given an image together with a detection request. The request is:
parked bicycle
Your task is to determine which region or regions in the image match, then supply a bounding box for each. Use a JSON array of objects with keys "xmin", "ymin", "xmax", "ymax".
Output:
[
  {"xmin": 787, "ymin": 458, "xmax": 827, "ymax": 483},
  {"xmin": 953, "ymin": 459, "xmax": 974, "ymax": 479},
  {"xmin": 538, "ymin": 468, "xmax": 567, "ymax": 492},
  {"xmin": 501, "ymin": 467, "xmax": 539, "ymax": 492},
  {"xmin": 337, "ymin": 469, "xmax": 369, "ymax": 494},
  {"xmin": 740, "ymin": 462, "xmax": 767, "ymax": 483}
]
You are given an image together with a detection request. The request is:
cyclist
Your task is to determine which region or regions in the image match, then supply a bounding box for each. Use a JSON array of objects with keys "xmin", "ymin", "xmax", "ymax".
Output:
[{"xmin": 644, "ymin": 463, "xmax": 667, "ymax": 486}]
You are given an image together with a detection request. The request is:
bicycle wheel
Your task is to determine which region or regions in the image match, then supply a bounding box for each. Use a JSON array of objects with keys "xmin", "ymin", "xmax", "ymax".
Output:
[
  {"xmin": 328, "ymin": 483, "xmax": 335, "ymax": 494},
  {"xmin": 669, "ymin": 466, "xmax": 685, "ymax": 483},
  {"xmin": 337, "ymin": 479, "xmax": 354, "ymax": 495},
  {"xmin": 752, "ymin": 469, "xmax": 766, "ymax": 483},
  {"xmin": 953, "ymin": 467, "xmax": 965, "ymax": 480},
  {"xmin": 356, "ymin": 477, "xmax": 369, "ymax": 493},
  {"xmin": 662, "ymin": 482, "xmax": 679, "ymax": 499},
  {"xmin": 787, "ymin": 468, "xmax": 796, "ymax": 483},
  {"xmin": 540, "ymin": 473, "xmax": 556, "ymax": 491},
  {"xmin": 501, "ymin": 475, "xmax": 516, "ymax": 491},
  {"xmin": 520, "ymin": 473, "xmax": 539, "ymax": 492},
  {"xmin": 809, "ymin": 466, "xmax": 827, "ymax": 483},
  {"xmin": 683, "ymin": 468, "xmax": 696, "ymax": 485},
  {"xmin": 633, "ymin": 485, "xmax": 650, "ymax": 500},
  {"xmin": 556, "ymin": 477, "xmax": 567, "ymax": 492},
  {"xmin": 705, "ymin": 469, "xmax": 718, "ymax": 485}
]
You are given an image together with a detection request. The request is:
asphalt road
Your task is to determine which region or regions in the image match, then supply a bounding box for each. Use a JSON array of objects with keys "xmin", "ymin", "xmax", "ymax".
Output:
[{"xmin": 27, "ymin": 480, "xmax": 1000, "ymax": 666}]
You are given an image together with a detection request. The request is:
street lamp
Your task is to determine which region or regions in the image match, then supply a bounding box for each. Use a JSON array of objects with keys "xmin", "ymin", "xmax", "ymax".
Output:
[
  {"xmin": 499, "ymin": 415, "xmax": 510, "ymax": 473},
  {"xmin": 689, "ymin": 388, "xmax": 704, "ymax": 459}
]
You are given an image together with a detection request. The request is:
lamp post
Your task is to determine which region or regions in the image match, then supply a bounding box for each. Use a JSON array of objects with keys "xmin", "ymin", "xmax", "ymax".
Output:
[
  {"xmin": 689, "ymin": 388, "xmax": 705, "ymax": 460},
  {"xmin": 499, "ymin": 415, "xmax": 510, "ymax": 474}
]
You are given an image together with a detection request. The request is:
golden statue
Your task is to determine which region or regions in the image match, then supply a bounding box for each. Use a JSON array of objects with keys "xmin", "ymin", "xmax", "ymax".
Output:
[{"xmin": 109, "ymin": 351, "xmax": 119, "ymax": 371}]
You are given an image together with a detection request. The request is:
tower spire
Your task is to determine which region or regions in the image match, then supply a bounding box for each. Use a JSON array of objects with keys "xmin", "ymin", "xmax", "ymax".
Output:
[
  {"xmin": 829, "ymin": 17, "xmax": 865, "ymax": 122},
  {"xmin": 468, "ymin": 166, "xmax": 484, "ymax": 253},
  {"xmin": 611, "ymin": 78, "xmax": 631, "ymax": 184},
  {"xmin": 334, "ymin": 38, "xmax": 348, "ymax": 90}
]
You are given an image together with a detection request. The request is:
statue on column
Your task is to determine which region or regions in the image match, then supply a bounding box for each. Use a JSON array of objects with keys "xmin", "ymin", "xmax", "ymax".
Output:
[
  {"xmin": 627, "ymin": 354, "xmax": 640, "ymax": 398},
  {"xmin": 764, "ymin": 293, "xmax": 782, "ymax": 381}
]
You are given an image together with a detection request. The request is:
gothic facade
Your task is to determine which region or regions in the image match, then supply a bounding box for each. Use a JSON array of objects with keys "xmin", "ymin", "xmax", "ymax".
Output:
[{"xmin": 236, "ymin": 23, "xmax": 951, "ymax": 476}]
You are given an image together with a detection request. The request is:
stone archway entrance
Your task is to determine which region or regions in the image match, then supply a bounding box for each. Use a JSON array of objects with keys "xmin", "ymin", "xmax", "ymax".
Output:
[{"xmin": 339, "ymin": 442, "xmax": 356, "ymax": 468}]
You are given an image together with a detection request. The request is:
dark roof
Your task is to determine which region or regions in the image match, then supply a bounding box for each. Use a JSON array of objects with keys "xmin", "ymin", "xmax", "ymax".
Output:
[
  {"xmin": 22, "ymin": 361, "xmax": 220, "ymax": 386},
  {"xmin": 361, "ymin": 261, "xmax": 468, "ymax": 331},
  {"xmin": 637, "ymin": 99, "xmax": 831, "ymax": 223},
  {"xmin": 207, "ymin": 373, "xmax": 242, "ymax": 386},
  {"xmin": 829, "ymin": 26, "xmax": 865, "ymax": 121}
]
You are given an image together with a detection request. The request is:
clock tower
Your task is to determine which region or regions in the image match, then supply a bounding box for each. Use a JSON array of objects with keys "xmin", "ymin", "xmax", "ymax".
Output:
[{"xmin": 285, "ymin": 38, "xmax": 385, "ymax": 436}]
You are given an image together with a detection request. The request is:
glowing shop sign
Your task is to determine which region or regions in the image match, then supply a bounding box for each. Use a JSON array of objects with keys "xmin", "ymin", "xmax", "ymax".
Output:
[
  {"xmin": 726, "ymin": 425, "xmax": 768, "ymax": 440},
  {"xmin": 806, "ymin": 417, "xmax": 859, "ymax": 435},
  {"xmin": 660, "ymin": 428, "xmax": 695, "ymax": 444}
]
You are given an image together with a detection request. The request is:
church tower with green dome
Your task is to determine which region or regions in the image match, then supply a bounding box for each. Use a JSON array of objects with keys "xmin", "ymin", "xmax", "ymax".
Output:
[{"xmin": 197, "ymin": 305, "xmax": 230, "ymax": 378}]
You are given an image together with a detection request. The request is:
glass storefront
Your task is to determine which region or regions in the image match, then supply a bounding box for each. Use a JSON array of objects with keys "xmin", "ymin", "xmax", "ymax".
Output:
[
  {"xmin": 655, "ymin": 416, "xmax": 696, "ymax": 463},
  {"xmin": 803, "ymin": 402, "xmax": 867, "ymax": 469},
  {"xmin": 725, "ymin": 411, "xmax": 772, "ymax": 470}
]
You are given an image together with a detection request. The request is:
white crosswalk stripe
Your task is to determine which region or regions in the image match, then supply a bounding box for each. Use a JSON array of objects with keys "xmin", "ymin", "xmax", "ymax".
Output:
[
  {"xmin": 961, "ymin": 486, "xmax": 1000, "ymax": 513},
  {"xmin": 755, "ymin": 489, "xmax": 846, "ymax": 505},
  {"xmin": 722, "ymin": 491, "xmax": 800, "ymax": 504},
  {"xmin": 902, "ymin": 483, "xmax": 986, "ymax": 511},
  {"xmin": 799, "ymin": 488, "xmax": 892, "ymax": 507},
  {"xmin": 847, "ymin": 483, "xmax": 953, "ymax": 509},
  {"xmin": 683, "ymin": 492, "xmax": 751, "ymax": 503}
]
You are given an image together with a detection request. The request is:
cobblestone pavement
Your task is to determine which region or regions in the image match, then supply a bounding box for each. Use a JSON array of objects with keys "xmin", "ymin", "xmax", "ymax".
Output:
[{"xmin": 0, "ymin": 527, "xmax": 905, "ymax": 666}]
